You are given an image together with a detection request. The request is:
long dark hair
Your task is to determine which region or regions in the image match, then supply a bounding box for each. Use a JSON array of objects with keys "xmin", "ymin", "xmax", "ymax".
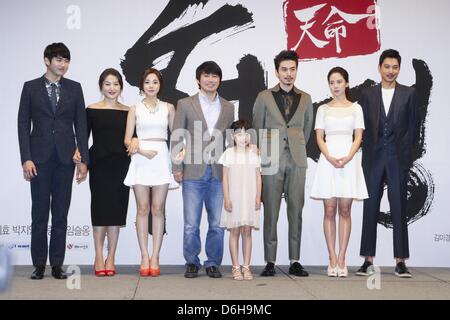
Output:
[{"xmin": 327, "ymin": 66, "xmax": 352, "ymax": 101}]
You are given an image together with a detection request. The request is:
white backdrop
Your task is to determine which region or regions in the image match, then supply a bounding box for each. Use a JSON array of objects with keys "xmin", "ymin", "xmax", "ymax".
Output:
[{"xmin": 0, "ymin": 0, "xmax": 449, "ymax": 267}]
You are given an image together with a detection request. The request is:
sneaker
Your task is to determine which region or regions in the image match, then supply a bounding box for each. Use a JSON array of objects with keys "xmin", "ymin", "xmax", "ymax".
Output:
[
  {"xmin": 355, "ymin": 260, "xmax": 375, "ymax": 276},
  {"xmin": 205, "ymin": 266, "xmax": 222, "ymax": 278},
  {"xmin": 395, "ymin": 262, "xmax": 412, "ymax": 278},
  {"xmin": 184, "ymin": 264, "xmax": 199, "ymax": 278},
  {"xmin": 288, "ymin": 262, "xmax": 309, "ymax": 277}
]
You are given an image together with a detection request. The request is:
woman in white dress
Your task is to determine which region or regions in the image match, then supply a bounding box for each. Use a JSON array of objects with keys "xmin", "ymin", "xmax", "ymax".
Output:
[
  {"xmin": 310, "ymin": 67, "xmax": 368, "ymax": 277},
  {"xmin": 123, "ymin": 68, "xmax": 177, "ymax": 276}
]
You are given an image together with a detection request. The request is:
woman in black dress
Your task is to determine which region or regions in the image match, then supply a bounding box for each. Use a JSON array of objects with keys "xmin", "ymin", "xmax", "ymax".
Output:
[{"xmin": 77, "ymin": 69, "xmax": 137, "ymax": 276}]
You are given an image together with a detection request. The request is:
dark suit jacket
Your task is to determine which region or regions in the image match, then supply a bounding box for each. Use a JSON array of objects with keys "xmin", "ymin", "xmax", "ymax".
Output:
[
  {"xmin": 18, "ymin": 76, "xmax": 89, "ymax": 165},
  {"xmin": 360, "ymin": 83, "xmax": 417, "ymax": 171}
]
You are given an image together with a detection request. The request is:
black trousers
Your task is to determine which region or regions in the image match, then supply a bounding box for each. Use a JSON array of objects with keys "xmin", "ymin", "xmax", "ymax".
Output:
[
  {"xmin": 360, "ymin": 154, "xmax": 409, "ymax": 259},
  {"xmin": 30, "ymin": 149, "xmax": 75, "ymax": 267}
]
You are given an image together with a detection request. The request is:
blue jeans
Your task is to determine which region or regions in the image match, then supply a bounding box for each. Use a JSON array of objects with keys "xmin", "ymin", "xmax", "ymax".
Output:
[{"xmin": 182, "ymin": 165, "xmax": 224, "ymax": 268}]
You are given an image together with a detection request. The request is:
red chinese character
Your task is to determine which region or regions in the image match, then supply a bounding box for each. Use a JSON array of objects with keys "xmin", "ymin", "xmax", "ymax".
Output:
[{"xmin": 284, "ymin": 0, "xmax": 380, "ymax": 60}]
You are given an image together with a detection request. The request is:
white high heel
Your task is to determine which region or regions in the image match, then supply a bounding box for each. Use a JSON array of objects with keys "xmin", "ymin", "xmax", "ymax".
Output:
[
  {"xmin": 338, "ymin": 266, "xmax": 348, "ymax": 278},
  {"xmin": 327, "ymin": 264, "xmax": 338, "ymax": 277}
]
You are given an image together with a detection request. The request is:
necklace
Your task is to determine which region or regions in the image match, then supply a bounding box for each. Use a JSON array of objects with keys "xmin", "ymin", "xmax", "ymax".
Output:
[{"xmin": 142, "ymin": 99, "xmax": 159, "ymax": 114}]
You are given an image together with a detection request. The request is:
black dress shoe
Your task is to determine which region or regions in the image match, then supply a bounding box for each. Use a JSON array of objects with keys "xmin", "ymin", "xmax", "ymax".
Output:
[
  {"xmin": 184, "ymin": 264, "xmax": 199, "ymax": 278},
  {"xmin": 30, "ymin": 266, "xmax": 45, "ymax": 280},
  {"xmin": 289, "ymin": 262, "xmax": 309, "ymax": 277},
  {"xmin": 205, "ymin": 266, "xmax": 222, "ymax": 278},
  {"xmin": 395, "ymin": 262, "xmax": 412, "ymax": 278},
  {"xmin": 51, "ymin": 266, "xmax": 67, "ymax": 280},
  {"xmin": 260, "ymin": 262, "xmax": 276, "ymax": 276},
  {"xmin": 355, "ymin": 260, "xmax": 375, "ymax": 276}
]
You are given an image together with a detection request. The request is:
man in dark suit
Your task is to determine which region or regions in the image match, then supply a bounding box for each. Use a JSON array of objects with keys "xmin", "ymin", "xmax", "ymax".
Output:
[
  {"xmin": 18, "ymin": 43, "xmax": 89, "ymax": 280},
  {"xmin": 357, "ymin": 49, "xmax": 417, "ymax": 278}
]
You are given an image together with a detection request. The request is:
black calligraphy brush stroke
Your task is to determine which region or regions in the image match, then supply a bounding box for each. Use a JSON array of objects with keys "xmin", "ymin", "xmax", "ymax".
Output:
[
  {"xmin": 121, "ymin": 1, "xmax": 254, "ymax": 105},
  {"xmin": 219, "ymin": 54, "xmax": 267, "ymax": 121},
  {"xmin": 411, "ymin": 59, "xmax": 433, "ymax": 160}
]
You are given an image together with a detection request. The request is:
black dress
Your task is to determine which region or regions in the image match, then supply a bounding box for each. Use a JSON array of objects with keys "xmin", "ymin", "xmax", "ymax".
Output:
[{"xmin": 87, "ymin": 108, "xmax": 131, "ymax": 226}]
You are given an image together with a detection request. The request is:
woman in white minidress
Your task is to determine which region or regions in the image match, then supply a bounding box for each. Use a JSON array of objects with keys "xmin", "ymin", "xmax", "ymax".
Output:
[
  {"xmin": 123, "ymin": 68, "xmax": 178, "ymax": 277},
  {"xmin": 310, "ymin": 67, "xmax": 368, "ymax": 278}
]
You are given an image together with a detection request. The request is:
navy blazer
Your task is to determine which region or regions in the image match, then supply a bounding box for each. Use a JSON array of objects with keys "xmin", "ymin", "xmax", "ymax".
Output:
[
  {"xmin": 18, "ymin": 76, "xmax": 89, "ymax": 165},
  {"xmin": 360, "ymin": 83, "xmax": 417, "ymax": 171}
]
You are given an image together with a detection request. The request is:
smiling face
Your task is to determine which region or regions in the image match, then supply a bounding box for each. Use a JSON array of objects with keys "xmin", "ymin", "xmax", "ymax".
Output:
[
  {"xmin": 233, "ymin": 129, "xmax": 250, "ymax": 148},
  {"xmin": 44, "ymin": 56, "xmax": 70, "ymax": 79},
  {"xmin": 379, "ymin": 57, "xmax": 400, "ymax": 86},
  {"xmin": 275, "ymin": 60, "xmax": 297, "ymax": 88},
  {"xmin": 328, "ymin": 72, "xmax": 349, "ymax": 99},
  {"xmin": 101, "ymin": 74, "xmax": 122, "ymax": 100},
  {"xmin": 143, "ymin": 73, "xmax": 161, "ymax": 98},
  {"xmin": 197, "ymin": 72, "xmax": 220, "ymax": 95}
]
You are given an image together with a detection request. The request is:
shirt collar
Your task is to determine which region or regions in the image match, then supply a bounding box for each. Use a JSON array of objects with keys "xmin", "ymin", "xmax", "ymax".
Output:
[
  {"xmin": 43, "ymin": 75, "xmax": 61, "ymax": 87},
  {"xmin": 199, "ymin": 91, "xmax": 219, "ymax": 104}
]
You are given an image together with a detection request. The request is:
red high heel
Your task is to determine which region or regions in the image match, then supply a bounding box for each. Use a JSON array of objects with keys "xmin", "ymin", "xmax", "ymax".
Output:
[
  {"xmin": 149, "ymin": 257, "xmax": 160, "ymax": 276},
  {"xmin": 105, "ymin": 259, "xmax": 116, "ymax": 276},
  {"xmin": 139, "ymin": 268, "xmax": 150, "ymax": 276},
  {"xmin": 149, "ymin": 267, "xmax": 160, "ymax": 277},
  {"xmin": 94, "ymin": 268, "xmax": 106, "ymax": 277}
]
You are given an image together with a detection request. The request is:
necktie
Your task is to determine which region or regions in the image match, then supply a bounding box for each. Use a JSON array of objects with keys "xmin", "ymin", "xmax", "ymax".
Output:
[
  {"xmin": 50, "ymin": 83, "xmax": 57, "ymax": 113},
  {"xmin": 282, "ymin": 94, "xmax": 292, "ymax": 120}
]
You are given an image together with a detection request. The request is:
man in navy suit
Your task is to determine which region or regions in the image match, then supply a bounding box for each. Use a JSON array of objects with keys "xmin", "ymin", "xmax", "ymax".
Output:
[
  {"xmin": 356, "ymin": 49, "xmax": 417, "ymax": 278},
  {"xmin": 18, "ymin": 43, "xmax": 89, "ymax": 279}
]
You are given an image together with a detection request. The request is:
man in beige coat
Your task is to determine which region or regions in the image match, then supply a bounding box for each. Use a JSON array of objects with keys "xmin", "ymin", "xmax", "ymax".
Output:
[
  {"xmin": 171, "ymin": 61, "xmax": 234, "ymax": 279},
  {"xmin": 253, "ymin": 50, "xmax": 313, "ymax": 277}
]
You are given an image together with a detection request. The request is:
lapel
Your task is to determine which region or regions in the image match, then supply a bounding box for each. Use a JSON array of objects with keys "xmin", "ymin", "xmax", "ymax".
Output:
[
  {"xmin": 390, "ymin": 83, "xmax": 401, "ymax": 125},
  {"xmin": 370, "ymin": 84, "xmax": 382, "ymax": 141},
  {"xmin": 55, "ymin": 77, "xmax": 68, "ymax": 115},
  {"xmin": 213, "ymin": 96, "xmax": 226, "ymax": 131},
  {"xmin": 269, "ymin": 85, "xmax": 287, "ymax": 124},
  {"xmin": 38, "ymin": 76, "xmax": 55, "ymax": 115},
  {"xmin": 192, "ymin": 93, "xmax": 209, "ymax": 130},
  {"xmin": 287, "ymin": 86, "xmax": 303, "ymax": 125}
]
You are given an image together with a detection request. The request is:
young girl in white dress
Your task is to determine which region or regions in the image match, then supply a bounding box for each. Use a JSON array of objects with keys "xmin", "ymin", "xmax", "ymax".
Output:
[
  {"xmin": 310, "ymin": 67, "xmax": 368, "ymax": 278},
  {"xmin": 219, "ymin": 120, "xmax": 262, "ymax": 280},
  {"xmin": 123, "ymin": 68, "xmax": 178, "ymax": 277}
]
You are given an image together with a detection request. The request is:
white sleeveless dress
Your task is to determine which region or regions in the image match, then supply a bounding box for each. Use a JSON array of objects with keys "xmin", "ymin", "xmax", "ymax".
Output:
[
  {"xmin": 310, "ymin": 103, "xmax": 368, "ymax": 200},
  {"xmin": 124, "ymin": 100, "xmax": 178, "ymax": 189}
]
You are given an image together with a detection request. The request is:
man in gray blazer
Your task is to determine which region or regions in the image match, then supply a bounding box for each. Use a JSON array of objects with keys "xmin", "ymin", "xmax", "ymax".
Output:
[
  {"xmin": 18, "ymin": 43, "xmax": 89, "ymax": 280},
  {"xmin": 253, "ymin": 50, "xmax": 313, "ymax": 277},
  {"xmin": 171, "ymin": 61, "xmax": 234, "ymax": 278}
]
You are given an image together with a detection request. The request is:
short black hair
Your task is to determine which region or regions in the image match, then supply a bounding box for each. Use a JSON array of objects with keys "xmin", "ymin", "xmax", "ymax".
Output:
[
  {"xmin": 274, "ymin": 50, "xmax": 299, "ymax": 71},
  {"xmin": 98, "ymin": 68, "xmax": 123, "ymax": 91},
  {"xmin": 44, "ymin": 42, "xmax": 71, "ymax": 61},
  {"xmin": 379, "ymin": 49, "xmax": 401, "ymax": 67},
  {"xmin": 196, "ymin": 61, "xmax": 222, "ymax": 82}
]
